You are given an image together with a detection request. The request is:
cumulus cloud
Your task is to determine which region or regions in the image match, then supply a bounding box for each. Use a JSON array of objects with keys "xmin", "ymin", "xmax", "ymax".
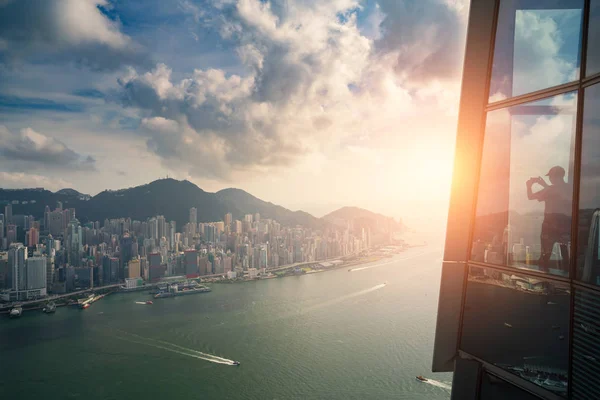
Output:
[
  {"xmin": 374, "ymin": 0, "xmax": 468, "ymax": 84},
  {"xmin": 489, "ymin": 8, "xmax": 582, "ymax": 100},
  {"xmin": 0, "ymin": 125, "xmax": 96, "ymax": 170},
  {"xmin": 114, "ymin": 0, "xmax": 467, "ymax": 179},
  {"xmin": 0, "ymin": 0, "xmax": 148, "ymax": 70}
]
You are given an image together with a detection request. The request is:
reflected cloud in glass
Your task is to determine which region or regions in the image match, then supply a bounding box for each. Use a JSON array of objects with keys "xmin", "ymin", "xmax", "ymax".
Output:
[{"xmin": 489, "ymin": 0, "xmax": 583, "ymax": 102}]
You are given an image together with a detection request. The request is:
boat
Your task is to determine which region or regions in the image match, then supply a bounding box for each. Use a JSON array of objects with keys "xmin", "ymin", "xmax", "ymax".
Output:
[
  {"xmin": 416, "ymin": 375, "xmax": 427, "ymax": 382},
  {"xmin": 146, "ymin": 301, "xmax": 153, "ymax": 305},
  {"xmin": 43, "ymin": 302, "xmax": 57, "ymax": 314},
  {"xmin": 154, "ymin": 285, "xmax": 212, "ymax": 299},
  {"xmin": 504, "ymin": 323, "xmax": 513, "ymax": 328},
  {"xmin": 9, "ymin": 306, "xmax": 22, "ymax": 318},
  {"xmin": 81, "ymin": 303, "xmax": 90, "ymax": 309},
  {"xmin": 233, "ymin": 361, "xmax": 240, "ymax": 366}
]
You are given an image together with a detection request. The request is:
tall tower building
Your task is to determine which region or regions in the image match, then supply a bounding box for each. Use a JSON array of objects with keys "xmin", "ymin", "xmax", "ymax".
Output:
[
  {"xmin": 157, "ymin": 215, "xmax": 166, "ymax": 239},
  {"xmin": 190, "ymin": 207, "xmax": 198, "ymax": 225},
  {"xmin": 67, "ymin": 218, "xmax": 82, "ymax": 267},
  {"xmin": 4, "ymin": 204, "xmax": 12, "ymax": 225},
  {"xmin": 27, "ymin": 227, "xmax": 39, "ymax": 247},
  {"xmin": 224, "ymin": 213, "xmax": 233, "ymax": 230}
]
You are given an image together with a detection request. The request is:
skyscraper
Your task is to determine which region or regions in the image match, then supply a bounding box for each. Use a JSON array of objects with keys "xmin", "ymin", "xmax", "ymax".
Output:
[
  {"xmin": 67, "ymin": 218, "xmax": 82, "ymax": 267},
  {"xmin": 27, "ymin": 227, "xmax": 39, "ymax": 247},
  {"xmin": 224, "ymin": 213, "xmax": 232, "ymax": 230},
  {"xmin": 184, "ymin": 250, "xmax": 198, "ymax": 277},
  {"xmin": 4, "ymin": 204, "xmax": 12, "ymax": 225},
  {"xmin": 189, "ymin": 208, "xmax": 197, "ymax": 234}
]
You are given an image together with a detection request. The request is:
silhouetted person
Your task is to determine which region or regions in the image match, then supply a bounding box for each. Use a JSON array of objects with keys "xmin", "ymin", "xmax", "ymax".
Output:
[{"xmin": 526, "ymin": 166, "xmax": 571, "ymax": 272}]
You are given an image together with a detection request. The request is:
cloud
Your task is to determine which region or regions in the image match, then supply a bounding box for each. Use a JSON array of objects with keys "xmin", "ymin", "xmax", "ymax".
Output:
[
  {"xmin": 374, "ymin": 0, "xmax": 468, "ymax": 84},
  {"xmin": 0, "ymin": 0, "xmax": 148, "ymax": 70},
  {"xmin": 0, "ymin": 171, "xmax": 72, "ymax": 191},
  {"xmin": 489, "ymin": 8, "xmax": 582, "ymax": 99},
  {"xmin": 0, "ymin": 125, "xmax": 96, "ymax": 170},
  {"xmin": 110, "ymin": 0, "xmax": 468, "ymax": 180}
]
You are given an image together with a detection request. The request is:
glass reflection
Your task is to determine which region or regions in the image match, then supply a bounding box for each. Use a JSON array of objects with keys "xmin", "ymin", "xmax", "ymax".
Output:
[
  {"xmin": 461, "ymin": 266, "xmax": 570, "ymax": 396},
  {"xmin": 472, "ymin": 93, "xmax": 577, "ymax": 276},
  {"xmin": 577, "ymin": 83, "xmax": 600, "ymax": 283},
  {"xmin": 489, "ymin": 0, "xmax": 583, "ymax": 102},
  {"xmin": 479, "ymin": 372, "xmax": 539, "ymax": 400},
  {"xmin": 587, "ymin": 0, "xmax": 600, "ymax": 76}
]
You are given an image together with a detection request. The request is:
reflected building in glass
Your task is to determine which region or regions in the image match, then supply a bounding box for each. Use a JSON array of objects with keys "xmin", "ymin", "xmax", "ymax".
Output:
[{"xmin": 433, "ymin": 1, "xmax": 600, "ymax": 399}]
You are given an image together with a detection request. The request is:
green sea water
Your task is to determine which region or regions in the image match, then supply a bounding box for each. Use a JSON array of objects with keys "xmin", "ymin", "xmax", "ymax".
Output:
[{"xmin": 0, "ymin": 245, "xmax": 452, "ymax": 399}]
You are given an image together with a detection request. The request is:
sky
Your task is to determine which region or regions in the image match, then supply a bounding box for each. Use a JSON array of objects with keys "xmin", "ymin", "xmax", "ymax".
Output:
[{"xmin": 0, "ymin": 0, "xmax": 471, "ymax": 228}]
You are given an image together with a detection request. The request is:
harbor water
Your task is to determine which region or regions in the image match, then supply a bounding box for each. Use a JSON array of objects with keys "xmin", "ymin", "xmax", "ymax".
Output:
[{"xmin": 0, "ymin": 244, "xmax": 452, "ymax": 399}]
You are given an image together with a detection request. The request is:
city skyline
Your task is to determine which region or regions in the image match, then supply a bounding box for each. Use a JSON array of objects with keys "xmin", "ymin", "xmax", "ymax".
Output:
[
  {"xmin": 0, "ymin": 195, "xmax": 394, "ymax": 301},
  {"xmin": 0, "ymin": 0, "xmax": 468, "ymax": 228}
]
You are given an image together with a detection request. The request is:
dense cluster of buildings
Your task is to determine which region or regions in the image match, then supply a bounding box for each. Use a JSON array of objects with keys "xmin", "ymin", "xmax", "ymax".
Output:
[{"xmin": 0, "ymin": 203, "xmax": 373, "ymax": 301}]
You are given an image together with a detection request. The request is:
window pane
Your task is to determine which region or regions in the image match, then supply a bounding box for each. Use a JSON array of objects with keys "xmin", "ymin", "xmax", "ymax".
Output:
[
  {"xmin": 479, "ymin": 371, "xmax": 540, "ymax": 400},
  {"xmin": 489, "ymin": 0, "xmax": 583, "ymax": 102},
  {"xmin": 472, "ymin": 93, "xmax": 577, "ymax": 276},
  {"xmin": 588, "ymin": 0, "xmax": 600, "ymax": 76},
  {"xmin": 577, "ymin": 83, "xmax": 600, "ymax": 283},
  {"xmin": 572, "ymin": 289, "xmax": 600, "ymax": 399},
  {"xmin": 461, "ymin": 266, "xmax": 570, "ymax": 396}
]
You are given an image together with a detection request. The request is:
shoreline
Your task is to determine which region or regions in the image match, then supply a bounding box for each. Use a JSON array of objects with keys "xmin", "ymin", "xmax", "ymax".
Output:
[{"xmin": 3, "ymin": 245, "xmax": 419, "ymax": 316}]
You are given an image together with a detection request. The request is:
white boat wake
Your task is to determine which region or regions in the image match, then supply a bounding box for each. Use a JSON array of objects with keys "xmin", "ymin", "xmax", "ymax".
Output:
[
  {"xmin": 349, "ymin": 251, "xmax": 439, "ymax": 272},
  {"xmin": 135, "ymin": 302, "xmax": 147, "ymax": 305},
  {"xmin": 422, "ymin": 378, "xmax": 452, "ymax": 390},
  {"xmin": 113, "ymin": 330, "xmax": 236, "ymax": 365},
  {"xmin": 301, "ymin": 283, "xmax": 387, "ymax": 314}
]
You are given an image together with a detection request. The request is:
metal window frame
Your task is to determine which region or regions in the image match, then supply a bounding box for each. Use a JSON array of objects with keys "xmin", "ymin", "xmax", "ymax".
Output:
[{"xmin": 436, "ymin": 0, "xmax": 600, "ymax": 397}]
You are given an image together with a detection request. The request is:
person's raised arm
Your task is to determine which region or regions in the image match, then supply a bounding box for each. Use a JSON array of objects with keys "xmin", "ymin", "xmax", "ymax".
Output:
[{"xmin": 527, "ymin": 177, "xmax": 548, "ymax": 201}]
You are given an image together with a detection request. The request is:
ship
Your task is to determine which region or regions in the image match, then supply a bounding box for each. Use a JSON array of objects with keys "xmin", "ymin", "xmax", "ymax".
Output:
[
  {"xmin": 43, "ymin": 302, "xmax": 57, "ymax": 314},
  {"xmin": 9, "ymin": 306, "xmax": 22, "ymax": 318},
  {"xmin": 416, "ymin": 376, "xmax": 427, "ymax": 382},
  {"xmin": 154, "ymin": 283, "xmax": 212, "ymax": 299}
]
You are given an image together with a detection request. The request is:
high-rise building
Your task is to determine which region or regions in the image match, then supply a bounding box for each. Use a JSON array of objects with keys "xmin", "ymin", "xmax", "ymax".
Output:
[
  {"xmin": 26, "ymin": 256, "xmax": 46, "ymax": 291},
  {"xmin": 244, "ymin": 214, "xmax": 253, "ymax": 224},
  {"xmin": 27, "ymin": 227, "xmax": 39, "ymax": 247},
  {"xmin": 119, "ymin": 233, "xmax": 133, "ymax": 279},
  {"xmin": 224, "ymin": 213, "xmax": 232, "ymax": 230},
  {"xmin": 4, "ymin": 204, "xmax": 12, "ymax": 225},
  {"xmin": 190, "ymin": 207, "xmax": 197, "ymax": 225},
  {"xmin": 433, "ymin": 2, "xmax": 600, "ymax": 399},
  {"xmin": 128, "ymin": 258, "xmax": 141, "ymax": 279},
  {"xmin": 184, "ymin": 250, "xmax": 198, "ymax": 277},
  {"xmin": 157, "ymin": 215, "xmax": 166, "ymax": 239},
  {"xmin": 6, "ymin": 225, "xmax": 16, "ymax": 248},
  {"xmin": 48, "ymin": 210, "xmax": 63, "ymax": 236},
  {"xmin": 67, "ymin": 218, "xmax": 82, "ymax": 267}
]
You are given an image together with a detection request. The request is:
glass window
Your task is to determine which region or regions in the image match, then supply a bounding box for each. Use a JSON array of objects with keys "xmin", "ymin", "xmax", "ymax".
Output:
[
  {"xmin": 572, "ymin": 289, "xmax": 600, "ymax": 399},
  {"xmin": 461, "ymin": 266, "xmax": 570, "ymax": 396},
  {"xmin": 488, "ymin": 0, "xmax": 583, "ymax": 102},
  {"xmin": 472, "ymin": 93, "xmax": 577, "ymax": 276},
  {"xmin": 479, "ymin": 371, "xmax": 540, "ymax": 400},
  {"xmin": 588, "ymin": 0, "xmax": 600, "ymax": 76},
  {"xmin": 577, "ymin": 83, "xmax": 600, "ymax": 283}
]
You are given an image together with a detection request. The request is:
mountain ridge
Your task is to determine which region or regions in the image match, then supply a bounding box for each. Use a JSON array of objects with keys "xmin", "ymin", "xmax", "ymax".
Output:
[{"xmin": 0, "ymin": 179, "xmax": 403, "ymax": 234}]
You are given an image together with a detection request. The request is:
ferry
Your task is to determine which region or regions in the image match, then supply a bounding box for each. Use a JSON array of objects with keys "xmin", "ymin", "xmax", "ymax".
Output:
[
  {"xmin": 9, "ymin": 306, "xmax": 22, "ymax": 318},
  {"xmin": 43, "ymin": 302, "xmax": 57, "ymax": 314},
  {"xmin": 416, "ymin": 376, "xmax": 427, "ymax": 382}
]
